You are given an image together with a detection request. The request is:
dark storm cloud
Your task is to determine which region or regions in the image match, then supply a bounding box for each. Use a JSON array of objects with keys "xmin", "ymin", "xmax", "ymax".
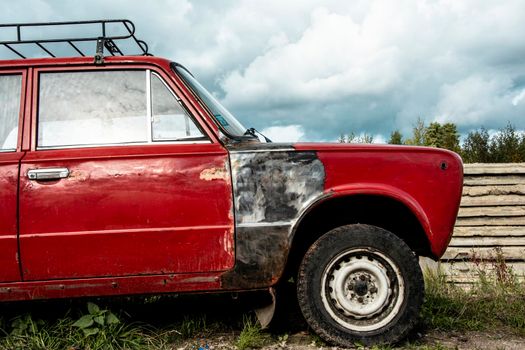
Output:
[{"xmin": 1, "ymin": 0, "xmax": 524, "ymax": 142}]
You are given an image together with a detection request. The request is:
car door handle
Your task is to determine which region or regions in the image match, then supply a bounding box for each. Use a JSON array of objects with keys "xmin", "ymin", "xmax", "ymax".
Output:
[{"xmin": 27, "ymin": 168, "xmax": 70, "ymax": 181}]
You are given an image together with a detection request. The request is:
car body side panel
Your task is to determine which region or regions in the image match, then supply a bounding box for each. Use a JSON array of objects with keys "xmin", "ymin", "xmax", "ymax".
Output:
[
  {"xmin": 19, "ymin": 144, "xmax": 235, "ymax": 280},
  {"xmin": 221, "ymin": 148, "xmax": 325, "ymax": 288},
  {"xmin": 0, "ymin": 68, "xmax": 28, "ymax": 282},
  {"xmin": 0, "ymin": 153, "xmax": 23, "ymax": 282},
  {"xmin": 296, "ymin": 142, "xmax": 464, "ymax": 258}
]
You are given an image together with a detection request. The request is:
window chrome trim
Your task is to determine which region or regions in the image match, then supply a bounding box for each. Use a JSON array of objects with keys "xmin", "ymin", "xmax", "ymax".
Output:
[
  {"xmin": 36, "ymin": 139, "xmax": 211, "ymax": 151},
  {"xmin": 151, "ymin": 72, "xmax": 181, "ymax": 102},
  {"xmin": 0, "ymin": 148, "xmax": 17, "ymax": 153},
  {"xmin": 150, "ymin": 71, "xmax": 206, "ymax": 141},
  {"xmin": 146, "ymin": 69, "xmax": 153, "ymax": 144},
  {"xmin": 34, "ymin": 69, "xmax": 211, "ymax": 151}
]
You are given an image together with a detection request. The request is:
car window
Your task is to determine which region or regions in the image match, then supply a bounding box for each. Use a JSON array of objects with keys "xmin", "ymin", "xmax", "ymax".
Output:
[
  {"xmin": 37, "ymin": 70, "xmax": 206, "ymax": 149},
  {"xmin": 38, "ymin": 70, "xmax": 148, "ymax": 148},
  {"xmin": 0, "ymin": 74, "xmax": 22, "ymax": 151},
  {"xmin": 151, "ymin": 73, "xmax": 204, "ymax": 141}
]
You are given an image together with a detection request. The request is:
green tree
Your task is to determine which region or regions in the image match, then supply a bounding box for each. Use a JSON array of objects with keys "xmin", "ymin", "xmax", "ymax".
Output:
[
  {"xmin": 389, "ymin": 130, "xmax": 403, "ymax": 145},
  {"xmin": 338, "ymin": 132, "xmax": 373, "ymax": 143},
  {"xmin": 490, "ymin": 123, "xmax": 524, "ymax": 162},
  {"xmin": 422, "ymin": 121, "xmax": 460, "ymax": 152},
  {"xmin": 461, "ymin": 127, "xmax": 492, "ymax": 163},
  {"xmin": 441, "ymin": 123, "xmax": 461, "ymax": 153},
  {"xmin": 405, "ymin": 118, "xmax": 426, "ymax": 146}
]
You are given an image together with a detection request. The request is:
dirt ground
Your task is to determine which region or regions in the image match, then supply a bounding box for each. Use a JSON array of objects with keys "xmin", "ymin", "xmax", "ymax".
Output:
[{"xmin": 174, "ymin": 330, "xmax": 525, "ymax": 350}]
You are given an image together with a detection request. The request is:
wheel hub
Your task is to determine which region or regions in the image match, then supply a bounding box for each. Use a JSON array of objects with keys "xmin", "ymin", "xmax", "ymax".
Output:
[
  {"xmin": 353, "ymin": 279, "xmax": 368, "ymax": 296},
  {"xmin": 327, "ymin": 254, "xmax": 392, "ymax": 319}
]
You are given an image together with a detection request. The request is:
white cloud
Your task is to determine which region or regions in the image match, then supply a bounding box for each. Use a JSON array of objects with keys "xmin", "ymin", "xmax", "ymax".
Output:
[
  {"xmin": 260, "ymin": 125, "xmax": 305, "ymax": 142},
  {"xmin": 220, "ymin": 6, "xmax": 403, "ymax": 108},
  {"xmin": 1, "ymin": 0, "xmax": 525, "ymax": 141},
  {"xmin": 512, "ymin": 89, "xmax": 525, "ymax": 106},
  {"xmin": 433, "ymin": 75, "xmax": 514, "ymax": 125}
]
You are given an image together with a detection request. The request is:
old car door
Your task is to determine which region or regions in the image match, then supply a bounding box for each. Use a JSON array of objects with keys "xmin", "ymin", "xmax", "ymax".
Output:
[
  {"xmin": 18, "ymin": 66, "xmax": 234, "ymax": 280},
  {"xmin": 0, "ymin": 70, "xmax": 26, "ymax": 282}
]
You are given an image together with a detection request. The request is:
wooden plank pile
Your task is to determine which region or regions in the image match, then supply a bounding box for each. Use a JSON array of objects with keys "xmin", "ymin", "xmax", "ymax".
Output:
[{"xmin": 439, "ymin": 163, "xmax": 525, "ymax": 284}]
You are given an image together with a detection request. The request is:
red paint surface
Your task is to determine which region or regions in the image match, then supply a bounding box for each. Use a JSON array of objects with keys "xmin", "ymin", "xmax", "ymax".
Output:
[
  {"xmin": 0, "ymin": 68, "xmax": 27, "ymax": 282},
  {"xmin": 0, "ymin": 153, "xmax": 23, "ymax": 282},
  {"xmin": 0, "ymin": 56, "xmax": 463, "ymax": 301},
  {"xmin": 295, "ymin": 143, "xmax": 464, "ymax": 258},
  {"xmin": 19, "ymin": 144, "xmax": 234, "ymax": 280},
  {"xmin": 0, "ymin": 273, "xmax": 221, "ymax": 301}
]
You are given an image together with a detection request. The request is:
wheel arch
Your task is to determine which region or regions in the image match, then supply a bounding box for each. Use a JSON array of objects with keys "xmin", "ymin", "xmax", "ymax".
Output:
[{"xmin": 284, "ymin": 187, "xmax": 433, "ymax": 281}]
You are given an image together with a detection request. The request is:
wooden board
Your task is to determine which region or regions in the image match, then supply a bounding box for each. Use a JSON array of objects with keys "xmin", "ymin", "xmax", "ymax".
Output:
[
  {"xmin": 464, "ymin": 163, "xmax": 525, "ymax": 175},
  {"xmin": 439, "ymin": 261, "xmax": 525, "ymax": 277},
  {"xmin": 442, "ymin": 246, "xmax": 525, "ymax": 261},
  {"xmin": 449, "ymin": 236, "xmax": 525, "ymax": 247},
  {"xmin": 458, "ymin": 206, "xmax": 525, "ymax": 218},
  {"xmin": 460, "ymin": 195, "xmax": 525, "ymax": 207},
  {"xmin": 462, "ymin": 185, "xmax": 525, "ymax": 197},
  {"xmin": 455, "ymin": 217, "xmax": 525, "ymax": 226},
  {"xmin": 424, "ymin": 262, "xmax": 525, "ymax": 284},
  {"xmin": 464, "ymin": 175, "xmax": 525, "ymax": 186},
  {"xmin": 453, "ymin": 226, "xmax": 525, "ymax": 237}
]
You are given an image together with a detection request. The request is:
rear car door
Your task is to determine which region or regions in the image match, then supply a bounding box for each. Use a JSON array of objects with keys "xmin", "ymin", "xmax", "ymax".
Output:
[
  {"xmin": 0, "ymin": 70, "xmax": 26, "ymax": 282},
  {"xmin": 19, "ymin": 66, "xmax": 234, "ymax": 281}
]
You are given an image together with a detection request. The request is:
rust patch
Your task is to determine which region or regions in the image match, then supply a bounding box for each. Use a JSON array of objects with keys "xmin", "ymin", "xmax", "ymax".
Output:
[
  {"xmin": 230, "ymin": 151, "xmax": 325, "ymax": 224},
  {"xmin": 222, "ymin": 149, "xmax": 326, "ymax": 289},
  {"xmin": 221, "ymin": 225, "xmax": 291, "ymax": 289},
  {"xmin": 200, "ymin": 167, "xmax": 228, "ymax": 181}
]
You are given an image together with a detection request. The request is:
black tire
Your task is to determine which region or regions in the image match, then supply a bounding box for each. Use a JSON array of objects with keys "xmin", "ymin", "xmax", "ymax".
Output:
[{"xmin": 297, "ymin": 224, "xmax": 423, "ymax": 347}]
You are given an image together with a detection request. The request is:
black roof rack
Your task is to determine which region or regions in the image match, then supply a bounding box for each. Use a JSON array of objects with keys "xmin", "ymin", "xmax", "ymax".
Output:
[{"xmin": 0, "ymin": 19, "xmax": 150, "ymax": 64}]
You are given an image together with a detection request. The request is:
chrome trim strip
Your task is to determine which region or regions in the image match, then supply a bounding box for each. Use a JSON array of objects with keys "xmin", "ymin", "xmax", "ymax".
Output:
[
  {"xmin": 237, "ymin": 221, "xmax": 293, "ymax": 228},
  {"xmin": 35, "ymin": 139, "xmax": 211, "ymax": 151},
  {"xmin": 229, "ymin": 148, "xmax": 295, "ymax": 154},
  {"xmin": 152, "ymin": 71, "xmax": 181, "ymax": 102},
  {"xmin": 146, "ymin": 69, "xmax": 152, "ymax": 143},
  {"xmin": 0, "ymin": 148, "xmax": 16, "ymax": 153}
]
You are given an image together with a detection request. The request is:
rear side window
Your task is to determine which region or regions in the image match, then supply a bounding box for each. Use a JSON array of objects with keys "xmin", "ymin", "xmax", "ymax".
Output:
[
  {"xmin": 0, "ymin": 74, "xmax": 22, "ymax": 151},
  {"xmin": 38, "ymin": 70, "xmax": 205, "ymax": 149}
]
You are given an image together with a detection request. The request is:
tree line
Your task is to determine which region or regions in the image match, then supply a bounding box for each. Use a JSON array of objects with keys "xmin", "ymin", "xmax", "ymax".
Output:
[{"xmin": 339, "ymin": 119, "xmax": 525, "ymax": 163}]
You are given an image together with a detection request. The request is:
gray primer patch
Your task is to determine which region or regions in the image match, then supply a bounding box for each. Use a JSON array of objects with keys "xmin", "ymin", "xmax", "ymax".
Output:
[
  {"xmin": 230, "ymin": 151, "xmax": 325, "ymax": 226},
  {"xmin": 222, "ymin": 150, "xmax": 326, "ymax": 289}
]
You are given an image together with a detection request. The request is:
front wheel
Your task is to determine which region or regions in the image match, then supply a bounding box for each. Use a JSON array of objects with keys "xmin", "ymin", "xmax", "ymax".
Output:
[{"xmin": 297, "ymin": 224, "xmax": 423, "ymax": 347}]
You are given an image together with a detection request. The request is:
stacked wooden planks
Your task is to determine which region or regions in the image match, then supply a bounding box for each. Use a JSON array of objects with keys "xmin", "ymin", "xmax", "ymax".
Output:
[{"xmin": 438, "ymin": 163, "xmax": 525, "ymax": 284}]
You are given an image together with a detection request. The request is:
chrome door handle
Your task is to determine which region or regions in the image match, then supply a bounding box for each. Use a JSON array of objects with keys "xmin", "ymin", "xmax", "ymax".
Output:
[{"xmin": 27, "ymin": 168, "xmax": 70, "ymax": 180}]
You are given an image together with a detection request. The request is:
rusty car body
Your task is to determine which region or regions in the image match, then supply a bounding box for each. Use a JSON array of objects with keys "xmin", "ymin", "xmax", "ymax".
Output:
[{"xmin": 0, "ymin": 20, "xmax": 463, "ymax": 346}]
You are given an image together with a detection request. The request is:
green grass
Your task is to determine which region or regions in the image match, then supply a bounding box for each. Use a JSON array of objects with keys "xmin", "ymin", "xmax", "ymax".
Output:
[
  {"xmin": 236, "ymin": 315, "xmax": 270, "ymax": 350},
  {"xmin": 421, "ymin": 258, "xmax": 525, "ymax": 336},
  {"xmin": 0, "ymin": 257, "xmax": 523, "ymax": 349},
  {"xmin": 0, "ymin": 312, "xmax": 165, "ymax": 350}
]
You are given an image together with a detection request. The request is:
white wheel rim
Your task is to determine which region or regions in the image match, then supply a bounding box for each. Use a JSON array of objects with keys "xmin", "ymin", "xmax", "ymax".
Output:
[{"xmin": 321, "ymin": 248, "xmax": 405, "ymax": 332}]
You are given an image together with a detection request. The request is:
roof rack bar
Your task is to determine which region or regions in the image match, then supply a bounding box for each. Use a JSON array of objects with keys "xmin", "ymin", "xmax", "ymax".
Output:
[
  {"xmin": 67, "ymin": 41, "xmax": 85, "ymax": 57},
  {"xmin": 0, "ymin": 19, "xmax": 149, "ymax": 60},
  {"xmin": 0, "ymin": 20, "xmax": 136, "ymax": 44},
  {"xmin": 36, "ymin": 43, "xmax": 55, "ymax": 57},
  {"xmin": 3, "ymin": 44, "xmax": 25, "ymax": 59}
]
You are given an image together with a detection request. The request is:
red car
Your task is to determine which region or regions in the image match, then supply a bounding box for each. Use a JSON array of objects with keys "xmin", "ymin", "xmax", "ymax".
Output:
[{"xmin": 0, "ymin": 20, "xmax": 463, "ymax": 346}]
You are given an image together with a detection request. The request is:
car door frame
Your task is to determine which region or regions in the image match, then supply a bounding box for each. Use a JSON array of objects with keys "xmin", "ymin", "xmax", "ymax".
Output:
[
  {"xmin": 18, "ymin": 62, "xmax": 236, "ymax": 281},
  {"xmin": 0, "ymin": 67, "xmax": 28, "ymax": 282}
]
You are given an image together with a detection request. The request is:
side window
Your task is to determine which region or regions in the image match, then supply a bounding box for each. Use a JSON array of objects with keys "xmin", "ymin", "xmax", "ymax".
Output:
[
  {"xmin": 37, "ymin": 70, "xmax": 206, "ymax": 149},
  {"xmin": 151, "ymin": 73, "xmax": 204, "ymax": 140},
  {"xmin": 38, "ymin": 71, "xmax": 148, "ymax": 148},
  {"xmin": 0, "ymin": 74, "xmax": 22, "ymax": 151}
]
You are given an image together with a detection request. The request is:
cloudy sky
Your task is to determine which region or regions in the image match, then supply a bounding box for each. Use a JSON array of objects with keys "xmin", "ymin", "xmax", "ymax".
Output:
[{"xmin": 1, "ymin": 0, "xmax": 524, "ymax": 142}]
